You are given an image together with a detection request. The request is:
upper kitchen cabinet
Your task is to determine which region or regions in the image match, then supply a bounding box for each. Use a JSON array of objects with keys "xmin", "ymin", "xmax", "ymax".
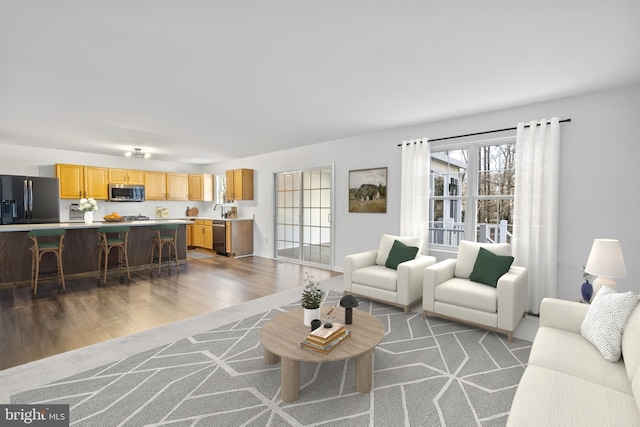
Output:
[
  {"xmin": 108, "ymin": 168, "xmax": 144, "ymax": 185},
  {"xmin": 225, "ymin": 169, "xmax": 254, "ymax": 201},
  {"xmin": 167, "ymin": 173, "xmax": 189, "ymax": 200},
  {"xmin": 188, "ymin": 174, "xmax": 214, "ymax": 201},
  {"xmin": 144, "ymin": 171, "xmax": 166, "ymax": 200},
  {"xmin": 56, "ymin": 164, "xmax": 109, "ymax": 200},
  {"xmin": 143, "ymin": 172, "xmax": 188, "ymax": 200}
]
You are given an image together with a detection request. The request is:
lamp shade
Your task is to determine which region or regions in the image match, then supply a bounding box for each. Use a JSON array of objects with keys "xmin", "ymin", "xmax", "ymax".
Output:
[{"xmin": 584, "ymin": 239, "xmax": 627, "ymax": 279}]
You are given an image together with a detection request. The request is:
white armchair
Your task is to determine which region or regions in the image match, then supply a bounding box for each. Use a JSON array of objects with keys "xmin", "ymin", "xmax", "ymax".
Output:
[
  {"xmin": 422, "ymin": 240, "xmax": 528, "ymax": 342},
  {"xmin": 344, "ymin": 234, "xmax": 436, "ymax": 313}
]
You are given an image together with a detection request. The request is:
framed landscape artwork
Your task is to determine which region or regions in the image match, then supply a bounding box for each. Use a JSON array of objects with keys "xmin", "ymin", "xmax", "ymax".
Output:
[{"xmin": 349, "ymin": 167, "xmax": 387, "ymax": 213}]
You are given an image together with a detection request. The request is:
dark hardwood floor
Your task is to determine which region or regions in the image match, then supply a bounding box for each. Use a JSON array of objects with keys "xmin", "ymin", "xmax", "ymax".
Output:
[{"xmin": 0, "ymin": 251, "xmax": 340, "ymax": 370}]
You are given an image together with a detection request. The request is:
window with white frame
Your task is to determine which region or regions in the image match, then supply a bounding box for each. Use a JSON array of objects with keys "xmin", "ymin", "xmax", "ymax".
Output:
[{"xmin": 429, "ymin": 136, "xmax": 515, "ymax": 248}]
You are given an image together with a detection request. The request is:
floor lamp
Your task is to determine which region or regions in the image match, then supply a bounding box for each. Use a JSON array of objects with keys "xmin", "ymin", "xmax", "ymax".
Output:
[{"xmin": 584, "ymin": 238, "xmax": 627, "ymax": 299}]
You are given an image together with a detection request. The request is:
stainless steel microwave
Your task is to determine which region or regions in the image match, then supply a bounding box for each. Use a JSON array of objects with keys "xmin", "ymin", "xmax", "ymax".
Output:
[{"xmin": 109, "ymin": 184, "xmax": 145, "ymax": 202}]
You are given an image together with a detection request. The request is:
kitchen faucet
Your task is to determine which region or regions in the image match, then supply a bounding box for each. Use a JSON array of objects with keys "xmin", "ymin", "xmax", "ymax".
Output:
[{"xmin": 214, "ymin": 203, "xmax": 225, "ymax": 218}]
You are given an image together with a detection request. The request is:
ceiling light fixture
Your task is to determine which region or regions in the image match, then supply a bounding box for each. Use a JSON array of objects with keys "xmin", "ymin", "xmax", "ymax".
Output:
[{"xmin": 125, "ymin": 148, "xmax": 151, "ymax": 159}]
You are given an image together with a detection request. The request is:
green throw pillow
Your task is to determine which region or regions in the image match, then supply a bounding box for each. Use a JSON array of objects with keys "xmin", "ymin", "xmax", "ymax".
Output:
[
  {"xmin": 469, "ymin": 247, "xmax": 514, "ymax": 287},
  {"xmin": 385, "ymin": 240, "xmax": 419, "ymax": 270}
]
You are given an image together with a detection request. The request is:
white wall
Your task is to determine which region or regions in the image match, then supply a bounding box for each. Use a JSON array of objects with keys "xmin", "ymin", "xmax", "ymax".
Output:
[{"xmin": 205, "ymin": 81, "xmax": 640, "ymax": 301}]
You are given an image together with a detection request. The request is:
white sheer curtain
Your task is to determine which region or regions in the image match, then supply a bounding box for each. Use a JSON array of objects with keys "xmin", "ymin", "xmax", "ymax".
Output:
[
  {"xmin": 513, "ymin": 117, "xmax": 560, "ymax": 314},
  {"xmin": 400, "ymin": 138, "xmax": 430, "ymax": 253}
]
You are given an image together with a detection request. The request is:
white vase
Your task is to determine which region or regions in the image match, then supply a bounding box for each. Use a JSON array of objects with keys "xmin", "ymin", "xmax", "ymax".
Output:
[
  {"xmin": 303, "ymin": 308, "xmax": 320, "ymax": 327},
  {"xmin": 84, "ymin": 211, "xmax": 93, "ymax": 224}
]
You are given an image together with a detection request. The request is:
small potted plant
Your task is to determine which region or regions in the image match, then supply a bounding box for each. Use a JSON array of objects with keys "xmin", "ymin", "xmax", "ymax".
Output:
[
  {"xmin": 79, "ymin": 197, "xmax": 99, "ymax": 224},
  {"xmin": 301, "ymin": 272, "xmax": 324, "ymax": 326}
]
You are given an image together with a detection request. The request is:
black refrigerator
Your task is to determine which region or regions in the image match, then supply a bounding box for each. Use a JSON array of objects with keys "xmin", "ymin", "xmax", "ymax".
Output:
[{"xmin": 0, "ymin": 175, "xmax": 61, "ymax": 224}]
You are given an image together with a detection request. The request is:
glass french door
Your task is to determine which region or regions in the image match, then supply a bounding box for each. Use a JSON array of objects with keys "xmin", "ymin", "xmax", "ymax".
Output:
[{"xmin": 275, "ymin": 167, "xmax": 332, "ymax": 268}]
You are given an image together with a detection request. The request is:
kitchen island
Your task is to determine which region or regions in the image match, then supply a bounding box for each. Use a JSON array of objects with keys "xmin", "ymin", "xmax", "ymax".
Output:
[{"xmin": 0, "ymin": 220, "xmax": 190, "ymax": 287}]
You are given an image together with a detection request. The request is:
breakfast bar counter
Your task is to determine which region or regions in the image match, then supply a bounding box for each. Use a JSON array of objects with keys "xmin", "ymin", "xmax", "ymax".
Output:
[
  {"xmin": 0, "ymin": 219, "xmax": 191, "ymax": 233},
  {"xmin": 0, "ymin": 220, "xmax": 190, "ymax": 287}
]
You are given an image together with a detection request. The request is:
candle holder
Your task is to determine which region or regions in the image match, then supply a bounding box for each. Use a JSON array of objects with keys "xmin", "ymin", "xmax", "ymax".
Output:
[{"xmin": 323, "ymin": 306, "xmax": 335, "ymax": 328}]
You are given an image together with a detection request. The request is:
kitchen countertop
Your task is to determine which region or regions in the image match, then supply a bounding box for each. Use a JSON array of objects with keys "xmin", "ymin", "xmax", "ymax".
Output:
[
  {"xmin": 0, "ymin": 219, "xmax": 192, "ymax": 233},
  {"xmin": 182, "ymin": 217, "xmax": 253, "ymax": 222}
]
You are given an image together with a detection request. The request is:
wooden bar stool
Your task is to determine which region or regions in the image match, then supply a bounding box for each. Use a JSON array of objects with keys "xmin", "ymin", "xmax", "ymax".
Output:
[
  {"xmin": 150, "ymin": 224, "xmax": 179, "ymax": 277},
  {"xmin": 97, "ymin": 225, "xmax": 131, "ymax": 285},
  {"xmin": 27, "ymin": 229, "xmax": 66, "ymax": 295}
]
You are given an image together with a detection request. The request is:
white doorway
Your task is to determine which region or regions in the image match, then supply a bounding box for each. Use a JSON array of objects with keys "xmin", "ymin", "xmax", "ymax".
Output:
[{"xmin": 275, "ymin": 167, "xmax": 333, "ymax": 268}]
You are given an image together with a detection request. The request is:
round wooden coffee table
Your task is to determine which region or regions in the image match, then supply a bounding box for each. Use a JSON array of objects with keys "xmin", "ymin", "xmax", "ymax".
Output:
[{"xmin": 260, "ymin": 307, "xmax": 384, "ymax": 402}]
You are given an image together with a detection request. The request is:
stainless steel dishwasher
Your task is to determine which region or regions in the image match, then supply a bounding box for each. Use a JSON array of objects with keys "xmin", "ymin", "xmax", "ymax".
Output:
[{"xmin": 213, "ymin": 220, "xmax": 226, "ymax": 255}]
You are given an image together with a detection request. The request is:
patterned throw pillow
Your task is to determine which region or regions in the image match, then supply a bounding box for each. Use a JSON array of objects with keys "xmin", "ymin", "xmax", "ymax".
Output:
[{"xmin": 581, "ymin": 286, "xmax": 639, "ymax": 362}]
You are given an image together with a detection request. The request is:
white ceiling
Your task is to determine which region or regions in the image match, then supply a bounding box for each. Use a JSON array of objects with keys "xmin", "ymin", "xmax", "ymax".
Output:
[{"xmin": 1, "ymin": 1, "xmax": 639, "ymax": 164}]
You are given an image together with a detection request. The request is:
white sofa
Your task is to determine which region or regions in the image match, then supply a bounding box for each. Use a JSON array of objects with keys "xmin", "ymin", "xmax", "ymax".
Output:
[
  {"xmin": 422, "ymin": 240, "xmax": 528, "ymax": 342},
  {"xmin": 508, "ymin": 297, "xmax": 640, "ymax": 426},
  {"xmin": 343, "ymin": 234, "xmax": 436, "ymax": 313}
]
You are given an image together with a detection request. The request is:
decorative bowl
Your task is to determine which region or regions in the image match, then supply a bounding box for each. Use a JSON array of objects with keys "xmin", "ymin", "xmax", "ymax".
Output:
[{"xmin": 103, "ymin": 217, "xmax": 124, "ymax": 222}]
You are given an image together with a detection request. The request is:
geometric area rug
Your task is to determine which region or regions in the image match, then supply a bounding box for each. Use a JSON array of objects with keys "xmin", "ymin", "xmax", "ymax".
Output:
[{"xmin": 10, "ymin": 290, "xmax": 532, "ymax": 426}]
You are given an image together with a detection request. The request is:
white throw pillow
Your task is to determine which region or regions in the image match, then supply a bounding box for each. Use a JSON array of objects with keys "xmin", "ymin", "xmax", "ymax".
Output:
[
  {"xmin": 375, "ymin": 234, "xmax": 422, "ymax": 266},
  {"xmin": 581, "ymin": 286, "xmax": 639, "ymax": 362}
]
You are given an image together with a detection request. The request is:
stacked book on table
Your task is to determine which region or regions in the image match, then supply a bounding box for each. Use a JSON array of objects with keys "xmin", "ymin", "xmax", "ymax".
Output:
[{"xmin": 301, "ymin": 322, "xmax": 350, "ymax": 353}]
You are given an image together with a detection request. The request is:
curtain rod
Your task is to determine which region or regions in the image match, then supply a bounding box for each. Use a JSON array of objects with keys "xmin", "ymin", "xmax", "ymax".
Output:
[{"xmin": 397, "ymin": 118, "xmax": 571, "ymax": 146}]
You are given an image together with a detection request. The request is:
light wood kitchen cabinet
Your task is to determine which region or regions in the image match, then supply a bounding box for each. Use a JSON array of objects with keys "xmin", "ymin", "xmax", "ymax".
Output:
[
  {"xmin": 204, "ymin": 222, "xmax": 213, "ymax": 250},
  {"xmin": 108, "ymin": 168, "xmax": 144, "ymax": 185},
  {"xmin": 225, "ymin": 169, "xmax": 254, "ymax": 201},
  {"xmin": 225, "ymin": 170, "xmax": 233, "ymax": 201},
  {"xmin": 188, "ymin": 174, "xmax": 214, "ymax": 201},
  {"xmin": 85, "ymin": 167, "xmax": 110, "ymax": 200},
  {"xmin": 56, "ymin": 164, "xmax": 83, "ymax": 199},
  {"xmin": 56, "ymin": 164, "xmax": 109, "ymax": 200},
  {"xmin": 193, "ymin": 220, "xmax": 203, "ymax": 247},
  {"xmin": 186, "ymin": 222, "xmax": 194, "ymax": 247},
  {"xmin": 192, "ymin": 219, "xmax": 213, "ymax": 249},
  {"xmin": 167, "ymin": 173, "xmax": 189, "ymax": 200},
  {"xmin": 144, "ymin": 171, "xmax": 166, "ymax": 200}
]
